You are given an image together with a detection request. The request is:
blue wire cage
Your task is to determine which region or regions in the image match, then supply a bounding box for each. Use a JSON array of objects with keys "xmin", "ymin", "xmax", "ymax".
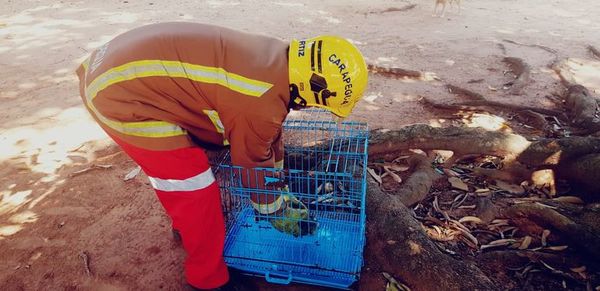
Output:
[{"xmin": 212, "ymin": 111, "xmax": 368, "ymax": 289}]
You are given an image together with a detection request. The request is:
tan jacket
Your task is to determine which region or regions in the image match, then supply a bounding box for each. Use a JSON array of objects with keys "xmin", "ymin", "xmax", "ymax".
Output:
[{"xmin": 76, "ymin": 22, "xmax": 289, "ymax": 169}]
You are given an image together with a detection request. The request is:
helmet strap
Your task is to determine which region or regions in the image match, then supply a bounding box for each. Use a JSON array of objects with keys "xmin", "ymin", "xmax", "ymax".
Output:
[{"xmin": 289, "ymin": 84, "xmax": 307, "ymax": 110}]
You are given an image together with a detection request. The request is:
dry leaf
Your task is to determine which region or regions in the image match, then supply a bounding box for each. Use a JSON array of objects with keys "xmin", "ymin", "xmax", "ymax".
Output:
[
  {"xmin": 383, "ymin": 166, "xmax": 403, "ymax": 183},
  {"xmin": 456, "ymin": 227, "xmax": 479, "ymax": 246},
  {"xmin": 458, "ymin": 205, "xmax": 476, "ymax": 209},
  {"xmin": 495, "ymin": 180, "xmax": 524, "ymax": 194},
  {"xmin": 475, "ymin": 188, "xmax": 491, "ymax": 193},
  {"xmin": 367, "ymin": 168, "xmax": 382, "ymax": 184},
  {"xmin": 490, "ymin": 238, "xmax": 516, "ymax": 245},
  {"xmin": 570, "ymin": 266, "xmax": 586, "ymax": 273},
  {"xmin": 534, "ymin": 202, "xmax": 558, "ymax": 209},
  {"xmin": 491, "ymin": 219, "xmax": 510, "ymax": 226},
  {"xmin": 383, "ymin": 272, "xmax": 411, "ymax": 291},
  {"xmin": 518, "ymin": 236, "xmax": 532, "ymax": 250},
  {"xmin": 70, "ymin": 164, "xmax": 113, "ymax": 177},
  {"xmin": 541, "ymin": 229, "xmax": 551, "ymax": 246},
  {"xmin": 387, "ymin": 240, "xmax": 398, "ymax": 245},
  {"xmin": 386, "ymin": 163, "xmax": 410, "ymax": 172},
  {"xmin": 540, "ymin": 260, "xmax": 558, "ymax": 272},
  {"xmin": 546, "ymin": 245, "xmax": 568, "ymax": 251},
  {"xmin": 552, "ymin": 196, "xmax": 584, "ymax": 204},
  {"xmin": 481, "ymin": 238, "xmax": 516, "ymax": 250},
  {"xmin": 124, "ymin": 166, "xmax": 142, "ymax": 181},
  {"xmin": 393, "ymin": 155, "xmax": 410, "ymax": 163},
  {"xmin": 448, "ymin": 177, "xmax": 469, "ymax": 191},
  {"xmin": 458, "ymin": 216, "xmax": 483, "ymax": 225},
  {"xmin": 443, "ymin": 168, "xmax": 459, "ymax": 177}
]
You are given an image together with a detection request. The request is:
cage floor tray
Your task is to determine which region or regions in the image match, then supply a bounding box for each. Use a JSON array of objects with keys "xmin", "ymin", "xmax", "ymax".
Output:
[{"xmin": 223, "ymin": 207, "xmax": 363, "ymax": 289}]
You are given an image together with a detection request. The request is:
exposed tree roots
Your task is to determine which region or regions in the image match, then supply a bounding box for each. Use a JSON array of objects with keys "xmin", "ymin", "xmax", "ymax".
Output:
[
  {"xmin": 362, "ymin": 50, "xmax": 600, "ymax": 290},
  {"xmin": 365, "ymin": 178, "xmax": 498, "ymax": 290},
  {"xmin": 392, "ymin": 155, "xmax": 441, "ymax": 207},
  {"xmin": 503, "ymin": 201, "xmax": 600, "ymax": 259},
  {"xmin": 421, "ymin": 96, "xmax": 564, "ymax": 118},
  {"xmin": 564, "ymin": 85, "xmax": 600, "ymax": 134},
  {"xmin": 369, "ymin": 125, "xmax": 600, "ymax": 201}
]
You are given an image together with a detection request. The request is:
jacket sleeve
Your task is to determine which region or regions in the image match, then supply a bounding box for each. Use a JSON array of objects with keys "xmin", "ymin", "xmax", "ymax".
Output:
[
  {"xmin": 228, "ymin": 115, "xmax": 281, "ymax": 169},
  {"xmin": 227, "ymin": 115, "xmax": 285, "ymax": 213}
]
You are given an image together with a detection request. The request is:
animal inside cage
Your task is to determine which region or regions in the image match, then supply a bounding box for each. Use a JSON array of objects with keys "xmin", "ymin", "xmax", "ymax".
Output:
[{"xmin": 211, "ymin": 115, "xmax": 368, "ymax": 289}]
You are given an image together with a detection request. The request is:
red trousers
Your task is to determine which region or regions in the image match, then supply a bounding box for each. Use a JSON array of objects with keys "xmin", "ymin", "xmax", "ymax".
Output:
[{"xmin": 111, "ymin": 134, "xmax": 229, "ymax": 289}]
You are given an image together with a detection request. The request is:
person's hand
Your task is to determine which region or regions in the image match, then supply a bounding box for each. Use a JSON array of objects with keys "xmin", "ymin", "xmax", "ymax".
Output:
[{"xmin": 270, "ymin": 192, "xmax": 317, "ymax": 237}]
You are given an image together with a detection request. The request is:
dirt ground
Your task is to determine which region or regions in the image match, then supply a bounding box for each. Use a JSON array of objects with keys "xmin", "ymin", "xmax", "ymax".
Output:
[{"xmin": 1, "ymin": 0, "xmax": 600, "ymax": 290}]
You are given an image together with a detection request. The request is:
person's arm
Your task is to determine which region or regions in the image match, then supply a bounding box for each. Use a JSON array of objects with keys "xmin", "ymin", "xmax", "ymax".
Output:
[
  {"xmin": 272, "ymin": 130, "xmax": 284, "ymax": 169},
  {"xmin": 227, "ymin": 115, "xmax": 284, "ymax": 214}
]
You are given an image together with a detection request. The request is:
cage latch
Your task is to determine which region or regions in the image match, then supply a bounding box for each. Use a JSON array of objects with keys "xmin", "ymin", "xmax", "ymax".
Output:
[{"xmin": 265, "ymin": 270, "xmax": 293, "ymax": 285}]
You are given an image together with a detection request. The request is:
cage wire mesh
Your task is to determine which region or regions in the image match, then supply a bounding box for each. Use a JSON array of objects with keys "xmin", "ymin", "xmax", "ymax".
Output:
[{"xmin": 210, "ymin": 110, "xmax": 368, "ymax": 289}]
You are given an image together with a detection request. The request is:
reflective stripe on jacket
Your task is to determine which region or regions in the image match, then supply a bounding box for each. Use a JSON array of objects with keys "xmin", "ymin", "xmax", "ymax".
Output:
[{"xmin": 76, "ymin": 22, "xmax": 288, "ymax": 169}]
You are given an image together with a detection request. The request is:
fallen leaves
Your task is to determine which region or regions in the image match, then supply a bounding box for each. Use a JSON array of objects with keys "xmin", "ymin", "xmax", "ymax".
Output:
[
  {"xmin": 480, "ymin": 238, "xmax": 517, "ymax": 250},
  {"xmin": 458, "ymin": 216, "xmax": 483, "ymax": 225},
  {"xmin": 367, "ymin": 167, "xmax": 382, "ymax": 185},
  {"xmin": 494, "ymin": 180, "xmax": 524, "ymax": 194},
  {"xmin": 448, "ymin": 177, "xmax": 469, "ymax": 191},
  {"xmin": 383, "ymin": 166, "xmax": 403, "ymax": 183},
  {"xmin": 541, "ymin": 229, "xmax": 551, "ymax": 246},
  {"xmin": 368, "ymin": 157, "xmax": 410, "ymax": 188},
  {"xmin": 518, "ymin": 235, "xmax": 532, "ymax": 250},
  {"xmin": 124, "ymin": 166, "xmax": 142, "ymax": 181},
  {"xmin": 383, "ymin": 272, "xmax": 411, "ymax": 291}
]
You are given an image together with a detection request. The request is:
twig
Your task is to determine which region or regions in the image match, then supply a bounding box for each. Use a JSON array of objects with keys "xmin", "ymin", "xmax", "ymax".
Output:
[
  {"xmin": 79, "ymin": 251, "xmax": 92, "ymax": 276},
  {"xmin": 587, "ymin": 45, "xmax": 600, "ymax": 60},
  {"xmin": 68, "ymin": 144, "xmax": 86, "ymax": 152},
  {"xmin": 70, "ymin": 164, "xmax": 113, "ymax": 177},
  {"xmin": 503, "ymin": 39, "xmax": 557, "ymax": 54},
  {"xmin": 368, "ymin": 4, "xmax": 418, "ymax": 14}
]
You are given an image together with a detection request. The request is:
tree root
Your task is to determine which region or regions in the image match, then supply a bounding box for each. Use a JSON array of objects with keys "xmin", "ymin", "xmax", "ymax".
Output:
[
  {"xmin": 503, "ymin": 57, "xmax": 531, "ymax": 95},
  {"xmin": 564, "ymin": 85, "xmax": 600, "ymax": 134},
  {"xmin": 365, "ymin": 178, "xmax": 498, "ymax": 290},
  {"xmin": 368, "ymin": 64, "xmax": 422, "ymax": 79},
  {"xmin": 370, "ymin": 125, "xmax": 600, "ymax": 198},
  {"xmin": 421, "ymin": 96, "xmax": 565, "ymax": 119},
  {"xmin": 559, "ymin": 154, "xmax": 600, "ymax": 199},
  {"xmin": 369, "ymin": 125, "xmax": 532, "ymax": 162},
  {"xmin": 503, "ymin": 201, "xmax": 600, "ymax": 259},
  {"xmin": 393, "ymin": 155, "xmax": 441, "ymax": 207}
]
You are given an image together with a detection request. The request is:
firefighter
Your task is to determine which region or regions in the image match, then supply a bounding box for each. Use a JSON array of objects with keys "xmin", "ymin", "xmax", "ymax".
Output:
[{"xmin": 75, "ymin": 22, "xmax": 367, "ymax": 290}]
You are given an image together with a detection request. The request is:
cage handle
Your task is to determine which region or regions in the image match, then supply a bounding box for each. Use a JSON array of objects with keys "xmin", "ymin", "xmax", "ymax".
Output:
[{"xmin": 265, "ymin": 270, "xmax": 293, "ymax": 285}]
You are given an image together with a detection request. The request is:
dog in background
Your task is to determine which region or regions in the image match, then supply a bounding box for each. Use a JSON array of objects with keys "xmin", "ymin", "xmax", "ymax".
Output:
[{"xmin": 433, "ymin": 0, "xmax": 461, "ymax": 17}]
